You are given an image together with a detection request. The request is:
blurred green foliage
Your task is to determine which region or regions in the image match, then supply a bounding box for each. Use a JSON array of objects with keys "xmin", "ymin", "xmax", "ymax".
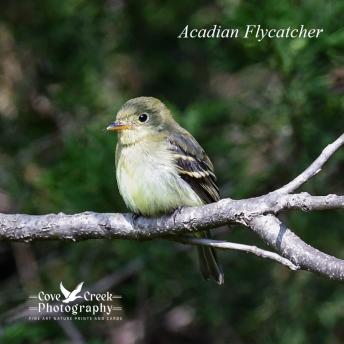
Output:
[{"xmin": 0, "ymin": 0, "xmax": 343, "ymax": 343}]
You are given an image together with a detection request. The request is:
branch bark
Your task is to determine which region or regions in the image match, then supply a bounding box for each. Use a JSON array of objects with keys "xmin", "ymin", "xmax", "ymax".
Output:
[
  {"xmin": 0, "ymin": 134, "xmax": 343, "ymax": 280},
  {"xmin": 249, "ymin": 215, "xmax": 344, "ymax": 280},
  {"xmin": 0, "ymin": 193, "xmax": 342, "ymax": 241}
]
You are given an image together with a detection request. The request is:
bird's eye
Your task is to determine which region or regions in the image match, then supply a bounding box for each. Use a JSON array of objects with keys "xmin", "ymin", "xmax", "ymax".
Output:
[{"xmin": 138, "ymin": 113, "xmax": 148, "ymax": 123}]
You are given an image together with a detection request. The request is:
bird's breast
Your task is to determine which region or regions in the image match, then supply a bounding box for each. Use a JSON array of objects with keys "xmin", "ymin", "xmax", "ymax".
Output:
[{"xmin": 116, "ymin": 141, "xmax": 202, "ymax": 216}]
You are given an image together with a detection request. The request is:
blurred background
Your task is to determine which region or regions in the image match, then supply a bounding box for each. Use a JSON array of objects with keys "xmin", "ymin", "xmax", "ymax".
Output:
[{"xmin": 0, "ymin": 0, "xmax": 344, "ymax": 343}]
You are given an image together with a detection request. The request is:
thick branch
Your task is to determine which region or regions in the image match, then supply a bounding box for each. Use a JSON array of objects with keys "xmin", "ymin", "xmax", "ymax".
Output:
[
  {"xmin": 0, "ymin": 193, "xmax": 342, "ymax": 242},
  {"xmin": 249, "ymin": 215, "xmax": 344, "ymax": 280},
  {"xmin": 0, "ymin": 192, "xmax": 343, "ymax": 279},
  {"xmin": 273, "ymin": 193, "xmax": 344, "ymax": 212},
  {"xmin": 0, "ymin": 134, "xmax": 343, "ymax": 281}
]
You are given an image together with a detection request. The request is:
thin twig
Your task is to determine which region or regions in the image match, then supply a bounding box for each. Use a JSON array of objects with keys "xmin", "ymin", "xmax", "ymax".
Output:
[
  {"xmin": 173, "ymin": 237, "xmax": 300, "ymax": 271},
  {"xmin": 273, "ymin": 133, "xmax": 344, "ymax": 194}
]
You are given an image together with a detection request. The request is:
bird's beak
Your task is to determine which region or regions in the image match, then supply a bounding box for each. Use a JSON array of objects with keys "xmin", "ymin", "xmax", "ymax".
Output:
[{"xmin": 106, "ymin": 121, "xmax": 131, "ymax": 132}]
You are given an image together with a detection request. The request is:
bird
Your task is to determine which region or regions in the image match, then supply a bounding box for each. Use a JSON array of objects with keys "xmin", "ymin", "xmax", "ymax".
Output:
[{"xmin": 107, "ymin": 97, "xmax": 224, "ymax": 285}]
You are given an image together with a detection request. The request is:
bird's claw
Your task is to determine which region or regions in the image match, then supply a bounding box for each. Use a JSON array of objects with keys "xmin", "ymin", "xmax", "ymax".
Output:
[
  {"xmin": 132, "ymin": 213, "xmax": 140, "ymax": 225},
  {"xmin": 172, "ymin": 206, "xmax": 184, "ymax": 224}
]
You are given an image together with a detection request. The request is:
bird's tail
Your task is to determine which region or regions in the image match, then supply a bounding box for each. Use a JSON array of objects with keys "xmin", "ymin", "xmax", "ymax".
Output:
[{"xmin": 196, "ymin": 231, "xmax": 224, "ymax": 285}]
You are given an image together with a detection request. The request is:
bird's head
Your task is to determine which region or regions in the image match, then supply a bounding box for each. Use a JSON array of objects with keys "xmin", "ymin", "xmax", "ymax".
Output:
[{"xmin": 106, "ymin": 97, "xmax": 175, "ymax": 145}]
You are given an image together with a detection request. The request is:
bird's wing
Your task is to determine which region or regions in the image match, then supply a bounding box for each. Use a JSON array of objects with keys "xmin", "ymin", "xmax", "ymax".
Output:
[
  {"xmin": 60, "ymin": 282, "xmax": 70, "ymax": 299},
  {"xmin": 70, "ymin": 282, "xmax": 84, "ymax": 298},
  {"xmin": 167, "ymin": 130, "xmax": 220, "ymax": 204}
]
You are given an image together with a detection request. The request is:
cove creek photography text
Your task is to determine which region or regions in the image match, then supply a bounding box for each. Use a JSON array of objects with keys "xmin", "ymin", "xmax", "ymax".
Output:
[{"xmin": 27, "ymin": 282, "xmax": 123, "ymax": 321}]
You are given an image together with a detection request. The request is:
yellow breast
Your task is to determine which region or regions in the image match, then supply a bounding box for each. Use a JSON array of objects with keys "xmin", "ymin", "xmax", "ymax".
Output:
[{"xmin": 115, "ymin": 141, "xmax": 202, "ymax": 216}]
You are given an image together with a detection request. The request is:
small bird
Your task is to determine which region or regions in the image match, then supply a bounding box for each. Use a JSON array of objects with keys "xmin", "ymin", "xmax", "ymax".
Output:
[{"xmin": 107, "ymin": 97, "xmax": 224, "ymax": 285}]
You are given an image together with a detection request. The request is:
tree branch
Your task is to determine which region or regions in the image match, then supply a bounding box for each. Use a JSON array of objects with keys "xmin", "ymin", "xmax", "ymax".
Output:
[
  {"xmin": 273, "ymin": 133, "xmax": 344, "ymax": 194},
  {"xmin": 0, "ymin": 134, "xmax": 343, "ymax": 280},
  {"xmin": 249, "ymin": 215, "xmax": 344, "ymax": 280},
  {"xmin": 174, "ymin": 237, "xmax": 300, "ymax": 271},
  {"xmin": 0, "ymin": 193, "xmax": 342, "ymax": 241}
]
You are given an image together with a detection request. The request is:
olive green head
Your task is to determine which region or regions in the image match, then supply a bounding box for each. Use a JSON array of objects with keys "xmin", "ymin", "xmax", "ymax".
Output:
[{"xmin": 107, "ymin": 97, "xmax": 175, "ymax": 144}]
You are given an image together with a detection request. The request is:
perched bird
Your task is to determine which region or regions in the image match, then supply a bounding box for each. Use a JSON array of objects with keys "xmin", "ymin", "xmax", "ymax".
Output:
[{"xmin": 107, "ymin": 97, "xmax": 224, "ymax": 285}]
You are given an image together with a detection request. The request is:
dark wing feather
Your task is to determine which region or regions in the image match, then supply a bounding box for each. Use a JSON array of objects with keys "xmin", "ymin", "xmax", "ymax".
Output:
[
  {"xmin": 167, "ymin": 128, "xmax": 224, "ymax": 284},
  {"xmin": 167, "ymin": 130, "xmax": 220, "ymax": 204}
]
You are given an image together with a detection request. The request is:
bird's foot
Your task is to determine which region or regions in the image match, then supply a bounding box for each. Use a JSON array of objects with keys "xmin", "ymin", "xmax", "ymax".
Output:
[
  {"xmin": 132, "ymin": 213, "xmax": 141, "ymax": 227},
  {"xmin": 132, "ymin": 213, "xmax": 140, "ymax": 221},
  {"xmin": 172, "ymin": 206, "xmax": 184, "ymax": 224}
]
